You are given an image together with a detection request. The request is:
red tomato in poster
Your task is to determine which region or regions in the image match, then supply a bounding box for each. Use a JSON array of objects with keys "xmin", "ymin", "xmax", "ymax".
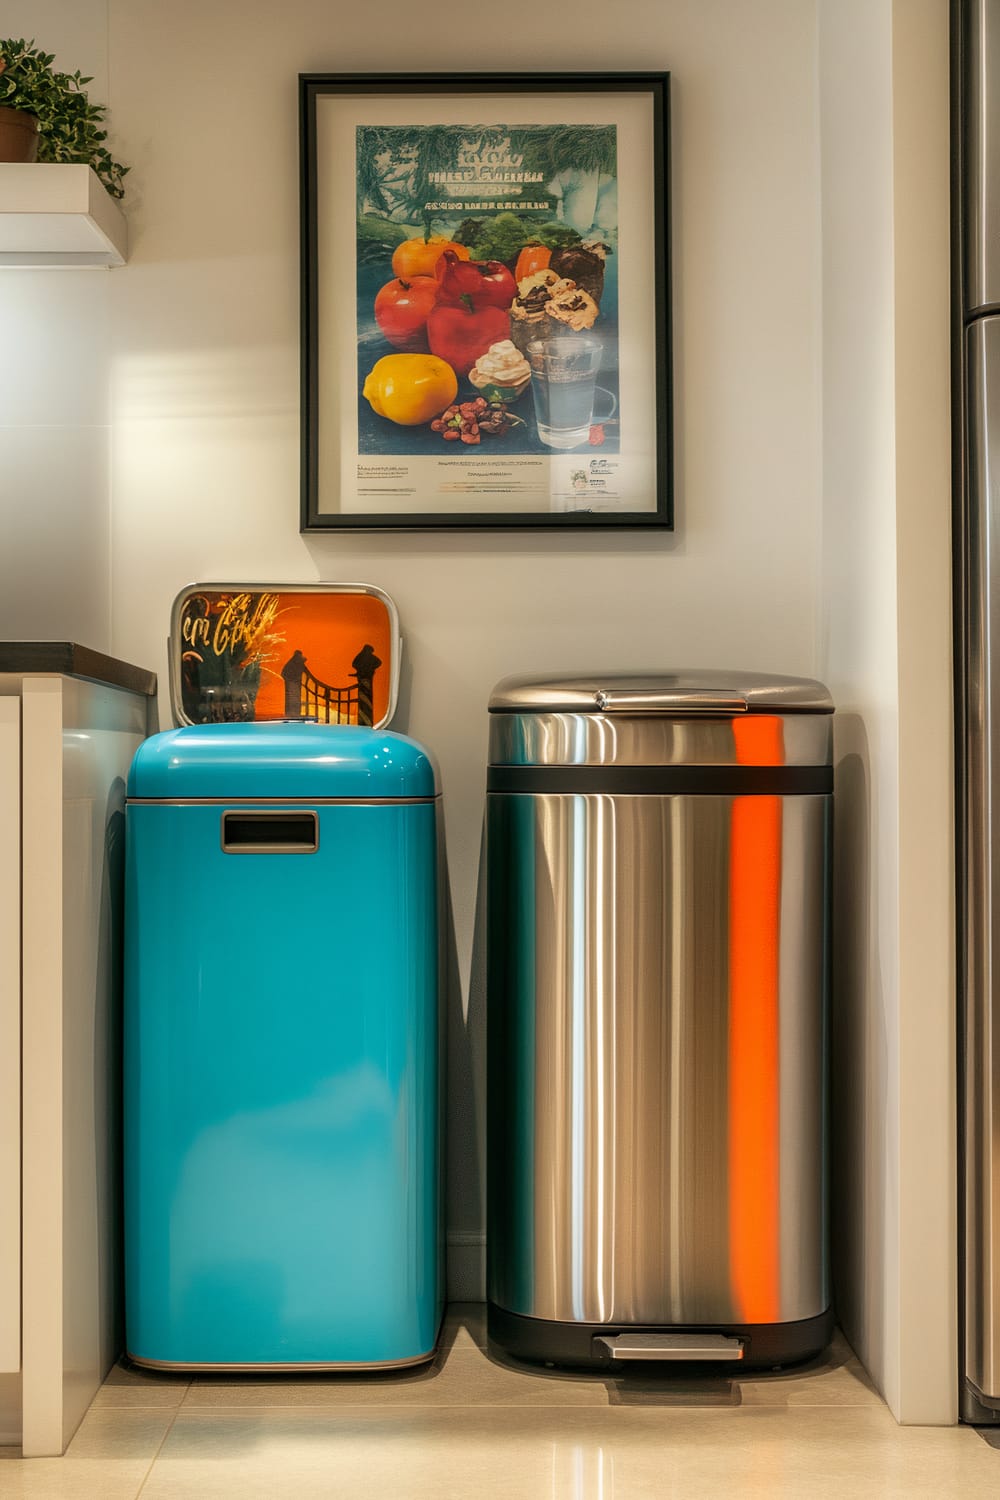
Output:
[
  {"xmin": 427, "ymin": 298, "xmax": 510, "ymax": 379},
  {"xmin": 373, "ymin": 276, "xmax": 439, "ymax": 352}
]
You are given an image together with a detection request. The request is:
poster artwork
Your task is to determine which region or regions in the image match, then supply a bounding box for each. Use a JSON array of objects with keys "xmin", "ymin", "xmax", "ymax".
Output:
[{"xmin": 355, "ymin": 122, "xmax": 619, "ymax": 459}]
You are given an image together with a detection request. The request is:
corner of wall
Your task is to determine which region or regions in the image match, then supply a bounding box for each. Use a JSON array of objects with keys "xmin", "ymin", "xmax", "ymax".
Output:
[{"xmin": 818, "ymin": 0, "xmax": 956, "ymax": 1426}]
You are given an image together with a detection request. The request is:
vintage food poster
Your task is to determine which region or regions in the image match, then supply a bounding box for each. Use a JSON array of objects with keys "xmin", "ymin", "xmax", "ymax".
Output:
[{"xmin": 314, "ymin": 92, "xmax": 660, "ymax": 516}]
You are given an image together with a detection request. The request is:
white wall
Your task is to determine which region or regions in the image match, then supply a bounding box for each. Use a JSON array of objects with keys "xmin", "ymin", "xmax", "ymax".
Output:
[
  {"xmin": 818, "ymin": 0, "xmax": 899, "ymax": 1411},
  {"xmin": 105, "ymin": 0, "xmax": 824, "ymax": 1297},
  {"xmin": 819, "ymin": 0, "xmax": 955, "ymax": 1424},
  {"xmin": 0, "ymin": 1, "xmax": 112, "ymax": 650},
  {"xmin": 890, "ymin": 0, "xmax": 955, "ymax": 1427}
]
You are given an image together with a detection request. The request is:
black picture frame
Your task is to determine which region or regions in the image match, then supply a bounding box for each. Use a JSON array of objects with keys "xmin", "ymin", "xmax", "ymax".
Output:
[{"xmin": 300, "ymin": 72, "xmax": 672, "ymax": 532}]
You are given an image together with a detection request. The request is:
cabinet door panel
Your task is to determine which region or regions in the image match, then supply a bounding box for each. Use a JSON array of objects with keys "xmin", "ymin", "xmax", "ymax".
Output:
[{"xmin": 0, "ymin": 697, "xmax": 20, "ymax": 1374}]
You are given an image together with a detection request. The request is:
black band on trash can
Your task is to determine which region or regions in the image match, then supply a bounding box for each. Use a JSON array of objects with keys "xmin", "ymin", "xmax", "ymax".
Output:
[{"xmin": 486, "ymin": 765, "xmax": 833, "ymax": 796}]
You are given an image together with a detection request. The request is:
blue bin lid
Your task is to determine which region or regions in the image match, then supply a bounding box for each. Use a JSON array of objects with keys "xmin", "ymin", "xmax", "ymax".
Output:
[{"xmin": 128, "ymin": 723, "xmax": 437, "ymax": 800}]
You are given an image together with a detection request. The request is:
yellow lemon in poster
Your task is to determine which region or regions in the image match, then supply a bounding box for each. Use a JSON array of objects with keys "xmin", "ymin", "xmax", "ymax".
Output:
[{"xmin": 362, "ymin": 354, "xmax": 458, "ymax": 426}]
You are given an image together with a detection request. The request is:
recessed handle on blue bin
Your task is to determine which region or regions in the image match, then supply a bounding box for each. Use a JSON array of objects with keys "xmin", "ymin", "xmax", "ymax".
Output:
[
  {"xmin": 221, "ymin": 810, "xmax": 318, "ymax": 853},
  {"xmin": 593, "ymin": 689, "xmax": 749, "ymax": 715}
]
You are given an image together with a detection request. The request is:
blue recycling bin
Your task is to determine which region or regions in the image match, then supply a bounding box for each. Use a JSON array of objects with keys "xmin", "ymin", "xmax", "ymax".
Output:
[{"xmin": 124, "ymin": 721, "xmax": 442, "ymax": 1370}]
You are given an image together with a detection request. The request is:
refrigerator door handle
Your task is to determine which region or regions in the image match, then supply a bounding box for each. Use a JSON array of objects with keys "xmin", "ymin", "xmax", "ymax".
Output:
[
  {"xmin": 964, "ymin": 0, "xmax": 1000, "ymax": 313},
  {"xmin": 963, "ymin": 315, "xmax": 1000, "ymax": 1415}
]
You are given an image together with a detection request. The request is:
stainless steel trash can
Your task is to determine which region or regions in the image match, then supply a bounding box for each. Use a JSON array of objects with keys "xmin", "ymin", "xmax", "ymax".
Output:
[{"xmin": 486, "ymin": 671, "xmax": 833, "ymax": 1369}]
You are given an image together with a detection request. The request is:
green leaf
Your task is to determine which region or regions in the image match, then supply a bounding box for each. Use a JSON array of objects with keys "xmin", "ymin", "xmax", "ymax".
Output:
[{"xmin": 0, "ymin": 36, "xmax": 128, "ymax": 200}]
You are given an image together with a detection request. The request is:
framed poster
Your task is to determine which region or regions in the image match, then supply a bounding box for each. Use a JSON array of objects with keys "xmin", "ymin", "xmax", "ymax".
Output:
[{"xmin": 300, "ymin": 73, "xmax": 672, "ymax": 531}]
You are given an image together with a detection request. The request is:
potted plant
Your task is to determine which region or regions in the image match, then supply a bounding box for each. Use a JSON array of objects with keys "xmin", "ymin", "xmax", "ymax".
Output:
[{"xmin": 0, "ymin": 38, "xmax": 127, "ymax": 198}]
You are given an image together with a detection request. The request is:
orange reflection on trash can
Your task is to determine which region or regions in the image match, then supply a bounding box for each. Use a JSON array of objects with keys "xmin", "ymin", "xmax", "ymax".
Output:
[{"xmin": 728, "ymin": 714, "xmax": 784, "ymax": 1324}]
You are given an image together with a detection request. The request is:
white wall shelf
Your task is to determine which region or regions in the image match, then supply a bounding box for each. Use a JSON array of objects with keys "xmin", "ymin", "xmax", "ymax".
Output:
[{"xmin": 0, "ymin": 163, "xmax": 127, "ymax": 268}]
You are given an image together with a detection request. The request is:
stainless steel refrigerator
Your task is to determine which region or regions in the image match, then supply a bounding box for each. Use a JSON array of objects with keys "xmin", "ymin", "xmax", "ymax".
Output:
[{"xmin": 957, "ymin": 0, "xmax": 1000, "ymax": 1426}]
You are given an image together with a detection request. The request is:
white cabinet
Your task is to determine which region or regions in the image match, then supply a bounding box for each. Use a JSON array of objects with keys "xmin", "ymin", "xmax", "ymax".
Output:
[{"xmin": 0, "ymin": 647, "xmax": 155, "ymax": 1455}]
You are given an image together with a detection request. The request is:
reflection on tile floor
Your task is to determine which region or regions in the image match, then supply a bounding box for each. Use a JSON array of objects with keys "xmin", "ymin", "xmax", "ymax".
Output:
[{"xmin": 0, "ymin": 1308, "xmax": 998, "ymax": 1498}]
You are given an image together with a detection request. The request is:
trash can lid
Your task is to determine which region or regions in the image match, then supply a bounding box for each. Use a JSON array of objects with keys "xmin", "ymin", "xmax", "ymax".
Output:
[
  {"xmin": 488, "ymin": 670, "xmax": 833, "ymax": 715},
  {"xmin": 127, "ymin": 723, "xmax": 437, "ymax": 800}
]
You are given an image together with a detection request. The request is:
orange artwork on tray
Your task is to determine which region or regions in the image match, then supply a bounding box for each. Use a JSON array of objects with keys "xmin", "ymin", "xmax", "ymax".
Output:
[{"xmin": 173, "ymin": 587, "xmax": 396, "ymax": 727}]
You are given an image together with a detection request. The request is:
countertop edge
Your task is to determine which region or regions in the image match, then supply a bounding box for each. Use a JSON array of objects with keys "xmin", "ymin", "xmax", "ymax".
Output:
[{"xmin": 0, "ymin": 642, "xmax": 158, "ymax": 698}]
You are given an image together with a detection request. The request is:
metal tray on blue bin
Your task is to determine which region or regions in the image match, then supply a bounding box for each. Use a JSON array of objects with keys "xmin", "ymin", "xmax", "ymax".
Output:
[{"xmin": 168, "ymin": 582, "xmax": 400, "ymax": 728}]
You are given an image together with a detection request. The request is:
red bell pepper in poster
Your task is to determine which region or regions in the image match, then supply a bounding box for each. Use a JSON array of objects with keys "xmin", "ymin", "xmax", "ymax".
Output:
[
  {"xmin": 427, "ymin": 296, "xmax": 510, "ymax": 379},
  {"xmin": 434, "ymin": 249, "xmax": 517, "ymax": 312}
]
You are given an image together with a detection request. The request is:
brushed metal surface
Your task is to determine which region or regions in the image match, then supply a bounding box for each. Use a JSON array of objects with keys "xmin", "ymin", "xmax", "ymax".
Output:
[
  {"xmin": 593, "ymin": 688, "xmax": 748, "ymax": 715},
  {"xmin": 487, "ymin": 791, "xmax": 830, "ymax": 1327},
  {"xmin": 595, "ymin": 1333, "xmax": 745, "ymax": 1361},
  {"xmin": 127, "ymin": 797, "xmax": 437, "ymax": 806},
  {"xmin": 964, "ymin": 316, "xmax": 1000, "ymax": 1402},
  {"xmin": 964, "ymin": 0, "xmax": 1000, "ymax": 313},
  {"xmin": 489, "ymin": 712, "xmax": 832, "ymax": 769},
  {"xmin": 128, "ymin": 1349, "xmax": 436, "ymax": 1373},
  {"xmin": 489, "ymin": 670, "xmax": 834, "ymax": 715}
]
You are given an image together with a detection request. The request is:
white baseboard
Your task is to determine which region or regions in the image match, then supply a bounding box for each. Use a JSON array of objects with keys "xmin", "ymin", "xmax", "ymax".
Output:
[{"xmin": 447, "ymin": 1232, "xmax": 485, "ymax": 1302}]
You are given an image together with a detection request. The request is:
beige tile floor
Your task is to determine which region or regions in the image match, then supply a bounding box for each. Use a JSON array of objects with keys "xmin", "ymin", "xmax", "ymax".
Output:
[{"xmin": 1, "ymin": 1307, "xmax": 998, "ymax": 1498}]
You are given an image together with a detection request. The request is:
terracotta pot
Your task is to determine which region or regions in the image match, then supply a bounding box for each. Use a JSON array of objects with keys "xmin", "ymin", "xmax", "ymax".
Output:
[{"xmin": 0, "ymin": 106, "xmax": 39, "ymax": 163}]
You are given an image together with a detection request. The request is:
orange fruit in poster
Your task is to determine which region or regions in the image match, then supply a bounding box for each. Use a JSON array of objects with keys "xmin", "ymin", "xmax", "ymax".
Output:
[
  {"xmin": 362, "ymin": 353, "xmax": 458, "ymax": 426},
  {"xmin": 391, "ymin": 236, "xmax": 471, "ymax": 280},
  {"xmin": 514, "ymin": 244, "xmax": 551, "ymax": 283}
]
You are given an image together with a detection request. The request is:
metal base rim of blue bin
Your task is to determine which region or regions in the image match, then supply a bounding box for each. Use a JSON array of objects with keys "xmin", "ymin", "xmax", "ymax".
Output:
[
  {"xmin": 126, "ymin": 1347, "xmax": 439, "ymax": 1373},
  {"xmin": 487, "ymin": 1302, "xmax": 835, "ymax": 1372}
]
